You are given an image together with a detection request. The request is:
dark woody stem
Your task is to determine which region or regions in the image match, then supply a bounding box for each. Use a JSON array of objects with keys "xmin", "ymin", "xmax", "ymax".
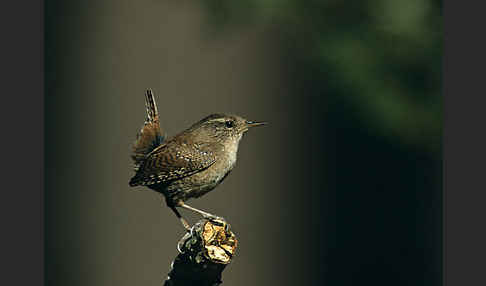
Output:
[{"xmin": 163, "ymin": 218, "xmax": 238, "ymax": 286}]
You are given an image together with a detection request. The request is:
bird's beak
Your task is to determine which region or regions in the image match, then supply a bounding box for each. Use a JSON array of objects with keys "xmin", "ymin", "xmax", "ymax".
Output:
[{"xmin": 245, "ymin": 120, "xmax": 268, "ymax": 128}]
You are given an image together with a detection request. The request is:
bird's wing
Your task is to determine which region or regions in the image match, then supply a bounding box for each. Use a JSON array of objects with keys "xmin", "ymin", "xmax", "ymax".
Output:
[
  {"xmin": 131, "ymin": 89, "xmax": 165, "ymax": 170},
  {"xmin": 129, "ymin": 140, "xmax": 219, "ymax": 186}
]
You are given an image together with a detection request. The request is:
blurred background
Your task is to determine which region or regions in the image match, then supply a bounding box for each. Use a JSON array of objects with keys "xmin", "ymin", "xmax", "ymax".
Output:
[{"xmin": 45, "ymin": 0, "xmax": 442, "ymax": 285}]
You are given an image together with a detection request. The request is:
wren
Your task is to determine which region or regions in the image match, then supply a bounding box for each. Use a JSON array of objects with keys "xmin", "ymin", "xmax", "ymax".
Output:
[{"xmin": 129, "ymin": 90, "xmax": 266, "ymax": 230}]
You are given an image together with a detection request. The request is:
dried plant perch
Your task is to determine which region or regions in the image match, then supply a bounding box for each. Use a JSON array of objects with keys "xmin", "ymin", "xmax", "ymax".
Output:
[{"xmin": 164, "ymin": 217, "xmax": 238, "ymax": 286}]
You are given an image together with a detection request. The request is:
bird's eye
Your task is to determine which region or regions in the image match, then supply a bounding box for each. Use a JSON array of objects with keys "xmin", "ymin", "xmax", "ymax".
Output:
[{"xmin": 225, "ymin": 120, "xmax": 235, "ymax": 128}]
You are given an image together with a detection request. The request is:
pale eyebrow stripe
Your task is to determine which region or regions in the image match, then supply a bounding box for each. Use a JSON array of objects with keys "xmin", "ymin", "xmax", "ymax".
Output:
[{"xmin": 208, "ymin": 118, "xmax": 227, "ymax": 123}]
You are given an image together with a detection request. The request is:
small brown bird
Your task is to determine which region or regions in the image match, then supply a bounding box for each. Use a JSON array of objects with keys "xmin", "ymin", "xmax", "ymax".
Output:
[{"xmin": 129, "ymin": 90, "xmax": 266, "ymax": 229}]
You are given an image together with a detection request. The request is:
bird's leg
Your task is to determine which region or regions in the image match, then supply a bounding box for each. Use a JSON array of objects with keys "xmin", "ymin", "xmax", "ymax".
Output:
[
  {"xmin": 178, "ymin": 202, "xmax": 222, "ymax": 222},
  {"xmin": 169, "ymin": 206, "xmax": 191, "ymax": 231}
]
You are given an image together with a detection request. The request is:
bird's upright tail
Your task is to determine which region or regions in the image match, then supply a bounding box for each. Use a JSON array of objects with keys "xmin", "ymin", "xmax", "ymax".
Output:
[{"xmin": 131, "ymin": 89, "xmax": 165, "ymax": 171}]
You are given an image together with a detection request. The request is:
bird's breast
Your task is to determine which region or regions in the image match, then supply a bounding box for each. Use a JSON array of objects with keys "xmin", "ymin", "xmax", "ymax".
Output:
[{"xmin": 165, "ymin": 138, "xmax": 241, "ymax": 201}]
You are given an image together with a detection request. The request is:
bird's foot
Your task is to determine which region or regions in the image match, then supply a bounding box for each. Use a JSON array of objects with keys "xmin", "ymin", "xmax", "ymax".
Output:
[
  {"xmin": 202, "ymin": 214, "xmax": 225, "ymax": 226},
  {"xmin": 177, "ymin": 203, "xmax": 225, "ymax": 227}
]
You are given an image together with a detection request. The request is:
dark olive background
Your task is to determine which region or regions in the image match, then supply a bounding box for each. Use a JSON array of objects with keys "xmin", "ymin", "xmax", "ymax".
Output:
[{"xmin": 45, "ymin": 1, "xmax": 442, "ymax": 285}]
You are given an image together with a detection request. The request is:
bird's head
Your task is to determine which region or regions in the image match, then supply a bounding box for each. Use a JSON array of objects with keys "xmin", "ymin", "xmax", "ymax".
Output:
[{"xmin": 189, "ymin": 113, "xmax": 267, "ymax": 143}]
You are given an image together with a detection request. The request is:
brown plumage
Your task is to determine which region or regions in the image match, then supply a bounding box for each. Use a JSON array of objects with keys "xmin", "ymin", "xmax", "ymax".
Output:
[
  {"xmin": 130, "ymin": 89, "xmax": 164, "ymax": 170},
  {"xmin": 129, "ymin": 90, "xmax": 266, "ymax": 230}
]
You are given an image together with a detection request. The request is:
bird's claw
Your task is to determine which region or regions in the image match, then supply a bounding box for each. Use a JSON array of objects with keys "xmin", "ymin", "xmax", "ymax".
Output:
[{"xmin": 203, "ymin": 214, "xmax": 225, "ymax": 226}]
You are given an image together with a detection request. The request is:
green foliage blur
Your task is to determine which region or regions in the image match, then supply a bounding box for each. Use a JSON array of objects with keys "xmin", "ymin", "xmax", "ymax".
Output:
[
  {"xmin": 200, "ymin": 2, "xmax": 442, "ymax": 284},
  {"xmin": 202, "ymin": 0, "xmax": 442, "ymax": 155}
]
